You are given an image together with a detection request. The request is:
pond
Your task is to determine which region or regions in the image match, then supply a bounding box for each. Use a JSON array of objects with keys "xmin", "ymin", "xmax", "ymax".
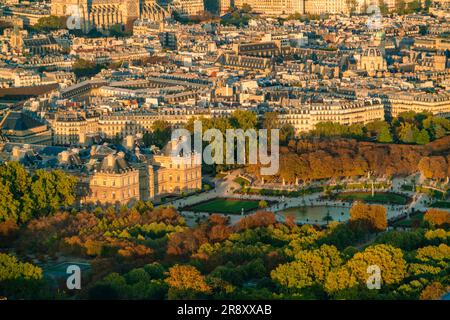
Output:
[
  {"xmin": 278, "ymin": 206, "xmax": 350, "ymax": 224},
  {"xmin": 43, "ymin": 261, "xmax": 91, "ymax": 287}
]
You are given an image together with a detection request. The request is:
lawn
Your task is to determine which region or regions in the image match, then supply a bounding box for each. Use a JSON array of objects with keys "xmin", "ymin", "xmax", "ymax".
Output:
[
  {"xmin": 430, "ymin": 201, "xmax": 450, "ymax": 209},
  {"xmin": 335, "ymin": 192, "xmax": 410, "ymax": 205},
  {"xmin": 392, "ymin": 213, "xmax": 425, "ymax": 228},
  {"xmin": 185, "ymin": 198, "xmax": 260, "ymax": 214}
]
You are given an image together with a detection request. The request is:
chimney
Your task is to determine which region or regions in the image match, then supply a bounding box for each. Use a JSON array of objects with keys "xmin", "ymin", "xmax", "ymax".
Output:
[
  {"xmin": 107, "ymin": 154, "xmax": 115, "ymax": 167},
  {"xmin": 12, "ymin": 146, "xmax": 21, "ymax": 159},
  {"xmin": 124, "ymin": 135, "xmax": 134, "ymax": 149},
  {"xmin": 59, "ymin": 151, "xmax": 70, "ymax": 163}
]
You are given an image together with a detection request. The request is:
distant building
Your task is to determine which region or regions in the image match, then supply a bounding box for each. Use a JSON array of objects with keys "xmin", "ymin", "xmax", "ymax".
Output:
[
  {"xmin": 232, "ymin": 41, "xmax": 281, "ymax": 58},
  {"xmin": 171, "ymin": 0, "xmax": 205, "ymax": 16},
  {"xmin": 51, "ymin": 0, "xmax": 168, "ymax": 33},
  {"xmin": 159, "ymin": 31, "xmax": 178, "ymax": 50},
  {"xmin": 50, "ymin": 112, "xmax": 99, "ymax": 146},
  {"xmin": 0, "ymin": 111, "xmax": 52, "ymax": 145},
  {"xmin": 216, "ymin": 52, "xmax": 274, "ymax": 73},
  {"xmin": 304, "ymin": 0, "xmax": 348, "ymax": 15},
  {"xmin": 234, "ymin": 0, "xmax": 305, "ymax": 16},
  {"xmin": 358, "ymin": 47, "xmax": 388, "ymax": 77},
  {"xmin": 382, "ymin": 92, "xmax": 450, "ymax": 118},
  {"xmin": 278, "ymin": 99, "xmax": 385, "ymax": 134}
]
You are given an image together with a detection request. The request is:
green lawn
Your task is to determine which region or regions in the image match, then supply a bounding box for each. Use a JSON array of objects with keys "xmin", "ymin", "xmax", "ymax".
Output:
[
  {"xmin": 430, "ymin": 201, "xmax": 450, "ymax": 209},
  {"xmin": 392, "ymin": 213, "xmax": 425, "ymax": 228},
  {"xmin": 186, "ymin": 198, "xmax": 260, "ymax": 214},
  {"xmin": 335, "ymin": 192, "xmax": 410, "ymax": 205},
  {"xmin": 401, "ymin": 185, "xmax": 414, "ymax": 192}
]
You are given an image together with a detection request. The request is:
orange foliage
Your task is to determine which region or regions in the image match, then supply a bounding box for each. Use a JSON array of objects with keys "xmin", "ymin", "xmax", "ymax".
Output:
[
  {"xmin": 233, "ymin": 211, "xmax": 277, "ymax": 232},
  {"xmin": 165, "ymin": 264, "xmax": 211, "ymax": 294},
  {"xmin": 424, "ymin": 209, "xmax": 450, "ymax": 227},
  {"xmin": 349, "ymin": 202, "xmax": 387, "ymax": 232}
]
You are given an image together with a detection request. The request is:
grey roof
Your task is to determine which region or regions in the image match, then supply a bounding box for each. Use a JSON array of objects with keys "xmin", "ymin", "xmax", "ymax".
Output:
[
  {"xmin": 0, "ymin": 112, "xmax": 45, "ymax": 132},
  {"xmin": 97, "ymin": 154, "xmax": 133, "ymax": 174}
]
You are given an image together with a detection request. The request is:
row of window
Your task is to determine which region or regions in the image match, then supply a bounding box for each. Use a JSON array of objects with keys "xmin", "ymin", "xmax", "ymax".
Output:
[
  {"xmin": 92, "ymin": 188, "xmax": 138, "ymax": 200},
  {"xmin": 92, "ymin": 175, "xmax": 138, "ymax": 187}
]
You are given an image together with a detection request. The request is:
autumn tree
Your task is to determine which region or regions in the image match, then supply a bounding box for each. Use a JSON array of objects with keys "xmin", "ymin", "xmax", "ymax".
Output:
[
  {"xmin": 424, "ymin": 209, "xmax": 450, "ymax": 228},
  {"xmin": 271, "ymin": 245, "xmax": 342, "ymax": 291},
  {"xmin": 233, "ymin": 211, "xmax": 277, "ymax": 232},
  {"xmin": 420, "ymin": 282, "xmax": 448, "ymax": 300},
  {"xmin": 418, "ymin": 156, "xmax": 448, "ymax": 180},
  {"xmin": 325, "ymin": 244, "xmax": 407, "ymax": 296},
  {"xmin": 349, "ymin": 202, "xmax": 387, "ymax": 233},
  {"xmin": 165, "ymin": 265, "xmax": 211, "ymax": 299}
]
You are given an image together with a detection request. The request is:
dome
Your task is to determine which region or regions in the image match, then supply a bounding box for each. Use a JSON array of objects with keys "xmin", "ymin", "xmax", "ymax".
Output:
[{"xmin": 362, "ymin": 47, "xmax": 382, "ymax": 57}]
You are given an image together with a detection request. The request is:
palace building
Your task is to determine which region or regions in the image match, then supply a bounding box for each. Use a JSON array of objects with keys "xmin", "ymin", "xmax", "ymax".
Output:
[
  {"xmin": 151, "ymin": 139, "xmax": 202, "ymax": 195},
  {"xmin": 86, "ymin": 152, "xmax": 141, "ymax": 205},
  {"xmin": 80, "ymin": 138, "xmax": 202, "ymax": 205}
]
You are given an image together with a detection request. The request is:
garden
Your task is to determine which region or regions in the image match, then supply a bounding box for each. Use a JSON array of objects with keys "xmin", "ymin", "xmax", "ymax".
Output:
[
  {"xmin": 183, "ymin": 198, "xmax": 261, "ymax": 215},
  {"xmin": 333, "ymin": 192, "xmax": 410, "ymax": 205}
]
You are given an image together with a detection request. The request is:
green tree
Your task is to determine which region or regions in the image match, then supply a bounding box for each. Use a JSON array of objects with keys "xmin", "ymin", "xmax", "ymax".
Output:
[
  {"xmin": 280, "ymin": 124, "xmax": 295, "ymax": 145},
  {"xmin": 406, "ymin": 0, "xmax": 421, "ymax": 13},
  {"xmin": 0, "ymin": 253, "xmax": 46, "ymax": 299},
  {"xmin": 396, "ymin": 0, "xmax": 406, "ymax": 14},
  {"xmin": 398, "ymin": 123, "xmax": 419, "ymax": 144},
  {"xmin": 230, "ymin": 110, "xmax": 257, "ymax": 131},
  {"xmin": 415, "ymin": 129, "xmax": 430, "ymax": 145},
  {"xmin": 151, "ymin": 120, "xmax": 172, "ymax": 149},
  {"xmin": 34, "ymin": 16, "xmax": 66, "ymax": 32},
  {"xmin": 271, "ymin": 245, "xmax": 342, "ymax": 290},
  {"xmin": 262, "ymin": 112, "xmax": 280, "ymax": 130},
  {"xmin": 0, "ymin": 181, "xmax": 20, "ymax": 223},
  {"xmin": 109, "ymin": 24, "xmax": 131, "ymax": 37},
  {"xmin": 378, "ymin": 126, "xmax": 393, "ymax": 143},
  {"xmin": 379, "ymin": 0, "xmax": 390, "ymax": 14},
  {"xmin": 73, "ymin": 59, "xmax": 105, "ymax": 79},
  {"xmin": 30, "ymin": 169, "xmax": 77, "ymax": 216}
]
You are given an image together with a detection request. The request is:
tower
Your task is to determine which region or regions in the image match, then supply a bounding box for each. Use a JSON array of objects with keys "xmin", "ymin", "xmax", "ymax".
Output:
[
  {"xmin": 123, "ymin": 0, "xmax": 141, "ymax": 32},
  {"xmin": 10, "ymin": 26, "xmax": 23, "ymax": 51}
]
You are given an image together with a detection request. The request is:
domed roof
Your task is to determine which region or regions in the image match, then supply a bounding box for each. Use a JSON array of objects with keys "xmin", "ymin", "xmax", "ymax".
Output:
[{"xmin": 362, "ymin": 47, "xmax": 382, "ymax": 57}]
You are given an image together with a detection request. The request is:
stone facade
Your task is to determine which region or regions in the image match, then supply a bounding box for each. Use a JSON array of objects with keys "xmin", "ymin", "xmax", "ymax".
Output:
[
  {"xmin": 51, "ymin": 0, "xmax": 167, "ymax": 32},
  {"xmin": 278, "ymin": 99, "xmax": 385, "ymax": 134}
]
